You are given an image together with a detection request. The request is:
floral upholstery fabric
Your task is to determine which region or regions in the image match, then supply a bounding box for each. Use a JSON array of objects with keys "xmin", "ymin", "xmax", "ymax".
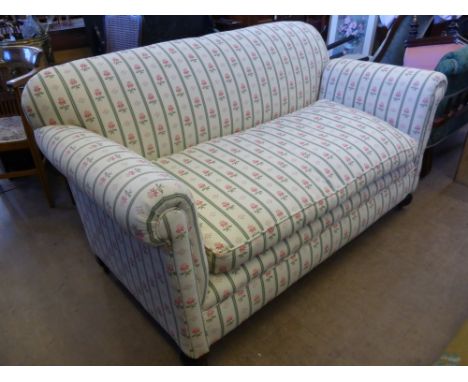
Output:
[
  {"xmin": 22, "ymin": 21, "xmax": 328, "ymax": 161},
  {"xmin": 203, "ymin": 169, "xmax": 414, "ymax": 344},
  {"xmin": 70, "ymin": 183, "xmax": 210, "ymax": 359},
  {"xmin": 0, "ymin": 116, "xmax": 26, "ymax": 142},
  {"xmin": 23, "ymin": 21, "xmax": 449, "ymax": 360},
  {"xmin": 319, "ymin": 58, "xmax": 447, "ymax": 187},
  {"xmin": 156, "ymin": 99, "xmax": 417, "ymax": 273},
  {"xmin": 34, "ymin": 125, "xmax": 209, "ymax": 304}
]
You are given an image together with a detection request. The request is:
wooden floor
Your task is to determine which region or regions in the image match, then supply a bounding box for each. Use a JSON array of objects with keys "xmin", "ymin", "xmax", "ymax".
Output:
[{"xmin": 1, "ymin": 126, "xmax": 467, "ymax": 365}]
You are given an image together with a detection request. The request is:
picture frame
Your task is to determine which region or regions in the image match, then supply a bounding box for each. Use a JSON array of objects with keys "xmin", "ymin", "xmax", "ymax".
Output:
[{"xmin": 327, "ymin": 15, "xmax": 379, "ymax": 57}]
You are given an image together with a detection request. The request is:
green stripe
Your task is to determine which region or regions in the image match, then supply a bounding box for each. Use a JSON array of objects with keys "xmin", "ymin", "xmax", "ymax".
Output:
[
  {"xmin": 163, "ymin": 154, "xmax": 265, "ymax": 257},
  {"xmin": 144, "ymin": 46, "xmax": 188, "ymax": 149},
  {"xmin": 254, "ymin": 25, "xmax": 292, "ymax": 116},
  {"xmin": 227, "ymin": 33, "xmax": 265, "ymax": 123},
  {"xmin": 371, "ymin": 66, "xmax": 399, "ymax": 116},
  {"xmin": 251, "ymin": 26, "xmax": 285, "ymax": 119},
  {"xmin": 37, "ymin": 75, "xmax": 64, "ymax": 125},
  {"xmin": 199, "ymin": 37, "xmax": 245, "ymax": 133},
  {"xmin": 99, "ymin": 55, "xmax": 145, "ymax": 155},
  {"xmin": 90, "ymin": 154, "xmax": 142, "ymax": 196},
  {"xmin": 190, "ymin": 143, "xmax": 295, "ymax": 239},
  {"xmin": 52, "ymin": 68, "xmax": 87, "ymax": 127},
  {"xmin": 209, "ymin": 138, "xmax": 312, "ymax": 224},
  {"xmin": 25, "ymin": 84, "xmax": 45, "ymax": 126},
  {"xmin": 115, "ymin": 51, "xmax": 159, "ymax": 157},
  {"xmin": 243, "ymin": 29, "xmax": 274, "ymax": 121},
  {"xmin": 170, "ymin": 41, "xmax": 219, "ymax": 142},
  {"xmin": 215, "ymin": 33, "xmax": 257, "ymax": 127},
  {"xmin": 80, "ymin": 59, "xmax": 127, "ymax": 145},
  {"xmin": 273, "ymin": 23, "xmax": 303, "ymax": 112},
  {"xmin": 128, "ymin": 49, "xmax": 172, "ymax": 156},
  {"xmin": 146, "ymin": 192, "xmax": 208, "ymax": 302}
]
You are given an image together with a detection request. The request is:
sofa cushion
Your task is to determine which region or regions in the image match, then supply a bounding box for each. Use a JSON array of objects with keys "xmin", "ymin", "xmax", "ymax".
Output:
[{"xmin": 156, "ymin": 99, "xmax": 417, "ymax": 273}]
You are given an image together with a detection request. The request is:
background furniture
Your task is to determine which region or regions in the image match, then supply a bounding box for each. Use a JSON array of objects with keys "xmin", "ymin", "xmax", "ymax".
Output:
[
  {"xmin": 85, "ymin": 16, "xmax": 216, "ymax": 55},
  {"xmin": 372, "ymin": 15, "xmax": 434, "ymax": 65},
  {"xmin": 403, "ymin": 17, "xmax": 468, "ymax": 176},
  {"xmin": 0, "ymin": 45, "xmax": 53, "ymax": 206},
  {"xmin": 103, "ymin": 15, "xmax": 143, "ymax": 53}
]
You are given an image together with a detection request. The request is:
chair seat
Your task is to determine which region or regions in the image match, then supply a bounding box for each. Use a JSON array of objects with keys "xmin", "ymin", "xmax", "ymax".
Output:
[
  {"xmin": 0, "ymin": 116, "xmax": 27, "ymax": 143},
  {"xmin": 156, "ymin": 100, "xmax": 418, "ymax": 274}
]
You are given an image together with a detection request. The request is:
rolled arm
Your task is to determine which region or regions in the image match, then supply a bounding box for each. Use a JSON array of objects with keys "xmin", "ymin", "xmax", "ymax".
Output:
[
  {"xmin": 35, "ymin": 125, "xmax": 202, "ymax": 244},
  {"xmin": 319, "ymin": 58, "xmax": 447, "ymax": 148},
  {"xmin": 36, "ymin": 125, "xmax": 210, "ymax": 304}
]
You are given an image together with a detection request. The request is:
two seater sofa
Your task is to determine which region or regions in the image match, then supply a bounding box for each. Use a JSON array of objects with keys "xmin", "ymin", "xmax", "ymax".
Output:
[{"xmin": 22, "ymin": 21, "xmax": 447, "ymax": 359}]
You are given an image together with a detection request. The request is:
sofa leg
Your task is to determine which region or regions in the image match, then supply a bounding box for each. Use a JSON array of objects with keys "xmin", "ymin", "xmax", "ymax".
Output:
[
  {"xmin": 420, "ymin": 147, "xmax": 433, "ymax": 178},
  {"xmin": 179, "ymin": 351, "xmax": 209, "ymax": 366},
  {"xmin": 95, "ymin": 256, "xmax": 110, "ymax": 274},
  {"xmin": 396, "ymin": 193, "xmax": 413, "ymax": 209}
]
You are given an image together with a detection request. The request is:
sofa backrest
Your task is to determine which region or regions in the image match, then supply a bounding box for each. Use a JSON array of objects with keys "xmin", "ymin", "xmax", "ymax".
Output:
[{"xmin": 22, "ymin": 21, "xmax": 329, "ymax": 161}]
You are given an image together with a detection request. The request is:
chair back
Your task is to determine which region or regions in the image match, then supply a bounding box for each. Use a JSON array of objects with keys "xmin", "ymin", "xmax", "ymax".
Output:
[
  {"xmin": 0, "ymin": 45, "xmax": 44, "ymax": 117},
  {"xmin": 104, "ymin": 15, "xmax": 143, "ymax": 53}
]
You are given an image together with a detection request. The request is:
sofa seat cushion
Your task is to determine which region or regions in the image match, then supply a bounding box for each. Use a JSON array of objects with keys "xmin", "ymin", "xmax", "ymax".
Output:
[{"xmin": 155, "ymin": 99, "xmax": 417, "ymax": 273}]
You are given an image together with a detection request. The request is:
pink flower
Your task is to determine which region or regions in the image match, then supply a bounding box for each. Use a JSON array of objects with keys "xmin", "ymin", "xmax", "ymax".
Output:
[
  {"xmin": 179, "ymin": 263, "xmax": 190, "ymax": 273},
  {"xmin": 186, "ymin": 297, "xmax": 196, "ymax": 305},
  {"xmin": 147, "ymin": 187, "xmax": 160, "ymax": 199}
]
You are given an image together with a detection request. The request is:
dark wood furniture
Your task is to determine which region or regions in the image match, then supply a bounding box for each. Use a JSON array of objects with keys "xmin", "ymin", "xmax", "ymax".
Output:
[{"xmin": 0, "ymin": 45, "xmax": 53, "ymax": 206}]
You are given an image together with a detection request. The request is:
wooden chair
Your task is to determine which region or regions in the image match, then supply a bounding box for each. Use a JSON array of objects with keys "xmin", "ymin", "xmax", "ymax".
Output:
[{"xmin": 0, "ymin": 45, "xmax": 53, "ymax": 206}]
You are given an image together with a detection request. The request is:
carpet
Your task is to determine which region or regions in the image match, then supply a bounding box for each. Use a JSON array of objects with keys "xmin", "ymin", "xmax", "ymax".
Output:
[{"xmin": 435, "ymin": 321, "xmax": 468, "ymax": 366}]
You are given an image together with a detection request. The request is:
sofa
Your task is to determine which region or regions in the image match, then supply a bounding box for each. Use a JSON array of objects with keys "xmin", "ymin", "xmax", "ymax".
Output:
[{"xmin": 21, "ymin": 21, "xmax": 447, "ymax": 360}]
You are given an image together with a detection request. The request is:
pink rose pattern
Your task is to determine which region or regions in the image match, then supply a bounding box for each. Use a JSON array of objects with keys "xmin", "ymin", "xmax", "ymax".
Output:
[
  {"xmin": 71, "ymin": 184, "xmax": 209, "ymax": 359},
  {"xmin": 203, "ymin": 167, "xmax": 413, "ymax": 343},
  {"xmin": 70, "ymin": 155, "xmax": 414, "ymax": 356},
  {"xmin": 319, "ymin": 58, "xmax": 447, "ymax": 189},
  {"xmin": 22, "ymin": 22, "xmax": 328, "ymax": 162},
  {"xmin": 26, "ymin": 23, "xmax": 447, "ymax": 359},
  {"xmin": 157, "ymin": 100, "xmax": 418, "ymax": 273},
  {"xmin": 34, "ymin": 126, "xmax": 209, "ymax": 314}
]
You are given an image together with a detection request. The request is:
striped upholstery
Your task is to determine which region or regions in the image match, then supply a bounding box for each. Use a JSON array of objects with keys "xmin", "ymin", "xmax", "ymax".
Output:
[
  {"xmin": 22, "ymin": 21, "xmax": 328, "ymax": 161},
  {"xmin": 70, "ymin": 182, "xmax": 210, "ymax": 359},
  {"xmin": 156, "ymin": 100, "xmax": 417, "ymax": 273},
  {"xmin": 23, "ymin": 21, "xmax": 449, "ymax": 359},
  {"xmin": 204, "ymin": 169, "xmax": 414, "ymax": 343},
  {"xmin": 320, "ymin": 58, "xmax": 447, "ymax": 186},
  {"xmin": 70, "ymin": 161, "xmax": 414, "ymax": 355}
]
